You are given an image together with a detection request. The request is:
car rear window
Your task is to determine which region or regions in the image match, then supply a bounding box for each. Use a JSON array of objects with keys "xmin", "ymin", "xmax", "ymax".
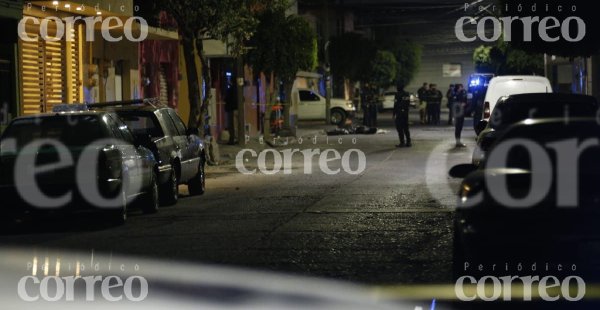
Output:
[
  {"xmin": 491, "ymin": 100, "xmax": 598, "ymax": 129},
  {"xmin": 2, "ymin": 115, "xmax": 106, "ymax": 149},
  {"xmin": 117, "ymin": 112, "xmax": 164, "ymax": 138}
]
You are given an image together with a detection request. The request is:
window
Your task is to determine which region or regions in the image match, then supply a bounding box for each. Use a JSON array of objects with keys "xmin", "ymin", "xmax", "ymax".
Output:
[
  {"xmin": 104, "ymin": 115, "xmax": 125, "ymax": 141},
  {"xmin": 118, "ymin": 112, "xmax": 164, "ymax": 138},
  {"xmin": 111, "ymin": 114, "xmax": 136, "ymax": 144},
  {"xmin": 299, "ymin": 90, "xmax": 319, "ymax": 101},
  {"xmin": 158, "ymin": 111, "xmax": 178, "ymax": 137},
  {"xmin": 3, "ymin": 115, "xmax": 104, "ymax": 149},
  {"xmin": 166, "ymin": 109, "xmax": 187, "ymax": 136}
]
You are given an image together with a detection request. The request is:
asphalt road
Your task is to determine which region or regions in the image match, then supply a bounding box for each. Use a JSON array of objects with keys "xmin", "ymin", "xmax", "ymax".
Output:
[{"xmin": 0, "ymin": 109, "xmax": 477, "ymax": 285}]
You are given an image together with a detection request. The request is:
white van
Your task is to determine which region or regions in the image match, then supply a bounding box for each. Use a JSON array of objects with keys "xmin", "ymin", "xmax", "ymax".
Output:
[{"xmin": 482, "ymin": 76, "xmax": 553, "ymax": 122}]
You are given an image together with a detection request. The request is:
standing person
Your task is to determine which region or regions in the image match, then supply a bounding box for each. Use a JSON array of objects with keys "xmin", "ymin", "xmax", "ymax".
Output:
[
  {"xmin": 361, "ymin": 83, "xmax": 370, "ymax": 127},
  {"xmin": 454, "ymin": 84, "xmax": 467, "ymax": 147},
  {"xmin": 225, "ymin": 84, "xmax": 237, "ymax": 145},
  {"xmin": 368, "ymin": 84, "xmax": 378, "ymax": 127},
  {"xmin": 446, "ymin": 84, "xmax": 455, "ymax": 125},
  {"xmin": 393, "ymin": 83, "xmax": 411, "ymax": 147},
  {"xmin": 427, "ymin": 84, "xmax": 442, "ymax": 125},
  {"xmin": 417, "ymin": 82, "xmax": 428, "ymax": 124}
]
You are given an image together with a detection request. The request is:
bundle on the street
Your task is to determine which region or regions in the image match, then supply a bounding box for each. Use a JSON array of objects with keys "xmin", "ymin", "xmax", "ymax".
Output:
[{"xmin": 326, "ymin": 126, "xmax": 377, "ymax": 136}]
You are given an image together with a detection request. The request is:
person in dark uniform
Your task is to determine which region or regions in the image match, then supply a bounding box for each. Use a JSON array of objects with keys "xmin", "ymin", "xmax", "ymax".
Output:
[
  {"xmin": 224, "ymin": 84, "xmax": 237, "ymax": 145},
  {"xmin": 393, "ymin": 83, "xmax": 411, "ymax": 147},
  {"xmin": 454, "ymin": 84, "xmax": 467, "ymax": 147},
  {"xmin": 427, "ymin": 84, "xmax": 442, "ymax": 125},
  {"xmin": 417, "ymin": 82, "xmax": 428, "ymax": 124},
  {"xmin": 446, "ymin": 84, "xmax": 456, "ymax": 125},
  {"xmin": 368, "ymin": 84, "xmax": 378, "ymax": 127},
  {"xmin": 361, "ymin": 83, "xmax": 371, "ymax": 126}
]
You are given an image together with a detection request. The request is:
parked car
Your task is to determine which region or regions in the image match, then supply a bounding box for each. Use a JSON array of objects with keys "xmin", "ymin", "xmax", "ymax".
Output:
[
  {"xmin": 0, "ymin": 107, "xmax": 159, "ymax": 223},
  {"xmin": 377, "ymin": 91, "xmax": 417, "ymax": 111},
  {"xmin": 378, "ymin": 91, "xmax": 396, "ymax": 110},
  {"xmin": 451, "ymin": 118, "xmax": 600, "ymax": 281},
  {"xmin": 472, "ymin": 93, "xmax": 599, "ymax": 166},
  {"xmin": 91, "ymin": 100, "xmax": 206, "ymax": 205},
  {"xmin": 296, "ymin": 88, "xmax": 355, "ymax": 125},
  {"xmin": 476, "ymin": 75, "xmax": 553, "ymax": 135}
]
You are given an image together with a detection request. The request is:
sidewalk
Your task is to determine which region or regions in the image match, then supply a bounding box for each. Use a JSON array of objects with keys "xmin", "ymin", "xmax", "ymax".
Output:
[{"xmin": 207, "ymin": 121, "xmax": 331, "ymax": 176}]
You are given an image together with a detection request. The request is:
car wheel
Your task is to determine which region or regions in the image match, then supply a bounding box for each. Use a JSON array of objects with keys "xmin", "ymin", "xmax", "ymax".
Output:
[
  {"xmin": 330, "ymin": 109, "xmax": 346, "ymax": 126},
  {"xmin": 141, "ymin": 171, "xmax": 159, "ymax": 214},
  {"xmin": 160, "ymin": 168, "xmax": 178, "ymax": 206},
  {"xmin": 188, "ymin": 159, "xmax": 206, "ymax": 196}
]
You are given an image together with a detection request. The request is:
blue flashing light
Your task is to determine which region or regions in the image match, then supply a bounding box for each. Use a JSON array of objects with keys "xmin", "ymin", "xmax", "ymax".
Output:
[{"xmin": 225, "ymin": 72, "xmax": 232, "ymax": 77}]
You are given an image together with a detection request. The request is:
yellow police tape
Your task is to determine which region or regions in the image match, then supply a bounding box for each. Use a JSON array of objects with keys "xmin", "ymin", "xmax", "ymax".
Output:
[{"xmin": 370, "ymin": 283, "xmax": 600, "ymax": 301}]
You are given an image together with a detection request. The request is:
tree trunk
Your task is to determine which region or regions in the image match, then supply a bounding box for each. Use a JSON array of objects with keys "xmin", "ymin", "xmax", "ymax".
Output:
[
  {"xmin": 282, "ymin": 79, "xmax": 294, "ymax": 132},
  {"xmin": 182, "ymin": 34, "xmax": 200, "ymax": 130},
  {"xmin": 195, "ymin": 38, "xmax": 212, "ymax": 137},
  {"xmin": 263, "ymin": 72, "xmax": 275, "ymax": 141}
]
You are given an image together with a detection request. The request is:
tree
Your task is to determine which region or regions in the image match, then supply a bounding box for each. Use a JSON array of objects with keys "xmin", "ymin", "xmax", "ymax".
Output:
[
  {"xmin": 369, "ymin": 50, "xmax": 397, "ymax": 89},
  {"xmin": 329, "ymin": 33, "xmax": 376, "ymax": 84},
  {"xmin": 473, "ymin": 45, "xmax": 506, "ymax": 74},
  {"xmin": 473, "ymin": 42, "xmax": 543, "ymax": 75},
  {"xmin": 392, "ymin": 40, "xmax": 421, "ymax": 86},
  {"xmin": 246, "ymin": 8, "xmax": 317, "ymax": 140}
]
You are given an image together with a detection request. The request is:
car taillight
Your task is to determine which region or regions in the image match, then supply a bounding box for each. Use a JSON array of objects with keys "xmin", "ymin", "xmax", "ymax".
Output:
[
  {"xmin": 98, "ymin": 147, "xmax": 122, "ymax": 180},
  {"xmin": 483, "ymin": 101, "xmax": 490, "ymax": 119}
]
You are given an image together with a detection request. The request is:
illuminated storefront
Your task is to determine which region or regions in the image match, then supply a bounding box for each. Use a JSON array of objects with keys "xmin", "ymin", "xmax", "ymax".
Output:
[{"xmin": 15, "ymin": 1, "xmax": 177, "ymax": 117}]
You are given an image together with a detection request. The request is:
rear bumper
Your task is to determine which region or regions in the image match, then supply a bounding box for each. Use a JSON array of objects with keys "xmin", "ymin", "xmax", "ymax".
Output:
[{"xmin": 0, "ymin": 181, "xmax": 122, "ymax": 215}]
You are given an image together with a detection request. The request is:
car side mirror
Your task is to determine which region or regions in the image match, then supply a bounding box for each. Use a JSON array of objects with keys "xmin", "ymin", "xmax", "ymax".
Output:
[
  {"xmin": 475, "ymin": 120, "xmax": 488, "ymax": 136},
  {"xmin": 449, "ymin": 164, "xmax": 478, "ymax": 179}
]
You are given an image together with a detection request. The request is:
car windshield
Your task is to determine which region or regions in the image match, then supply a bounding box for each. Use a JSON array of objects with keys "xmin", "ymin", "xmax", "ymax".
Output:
[
  {"xmin": 1, "ymin": 115, "xmax": 106, "ymax": 150},
  {"xmin": 117, "ymin": 112, "xmax": 164, "ymax": 138},
  {"xmin": 490, "ymin": 121, "xmax": 600, "ymax": 170}
]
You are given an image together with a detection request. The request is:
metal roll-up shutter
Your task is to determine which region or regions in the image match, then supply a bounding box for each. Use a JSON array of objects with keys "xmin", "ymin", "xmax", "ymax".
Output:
[
  {"xmin": 18, "ymin": 15, "xmax": 82, "ymax": 115},
  {"xmin": 159, "ymin": 65, "xmax": 168, "ymax": 106}
]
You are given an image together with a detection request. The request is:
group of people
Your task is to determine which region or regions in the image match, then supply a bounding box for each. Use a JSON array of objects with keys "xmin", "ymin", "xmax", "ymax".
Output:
[
  {"xmin": 393, "ymin": 82, "xmax": 468, "ymax": 148},
  {"xmin": 417, "ymin": 83, "xmax": 443, "ymax": 125}
]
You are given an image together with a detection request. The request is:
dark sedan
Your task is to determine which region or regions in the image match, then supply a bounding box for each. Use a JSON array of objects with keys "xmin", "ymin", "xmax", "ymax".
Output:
[
  {"xmin": 0, "ymin": 109, "xmax": 159, "ymax": 224},
  {"xmin": 472, "ymin": 93, "xmax": 599, "ymax": 166},
  {"xmin": 452, "ymin": 118, "xmax": 600, "ymax": 284},
  {"xmin": 92, "ymin": 102, "xmax": 206, "ymax": 205}
]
